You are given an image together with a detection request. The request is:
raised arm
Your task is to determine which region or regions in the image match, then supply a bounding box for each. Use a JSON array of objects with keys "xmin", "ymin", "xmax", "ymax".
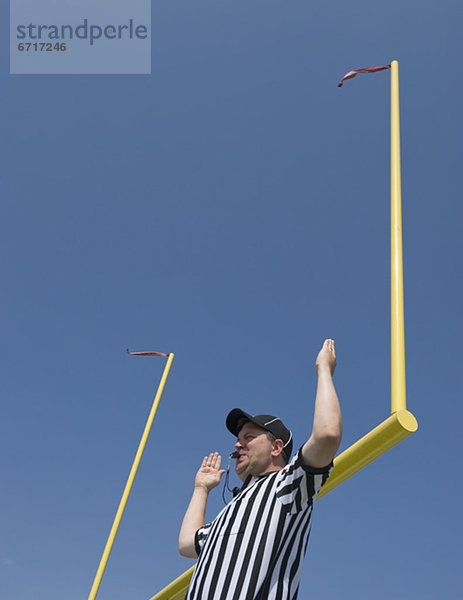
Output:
[
  {"xmin": 302, "ymin": 339, "xmax": 342, "ymax": 468},
  {"xmin": 178, "ymin": 452, "xmax": 225, "ymax": 558}
]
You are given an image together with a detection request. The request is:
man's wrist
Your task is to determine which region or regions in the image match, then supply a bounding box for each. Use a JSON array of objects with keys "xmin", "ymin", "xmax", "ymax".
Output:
[
  {"xmin": 193, "ymin": 484, "xmax": 211, "ymax": 495},
  {"xmin": 316, "ymin": 365, "xmax": 334, "ymax": 376}
]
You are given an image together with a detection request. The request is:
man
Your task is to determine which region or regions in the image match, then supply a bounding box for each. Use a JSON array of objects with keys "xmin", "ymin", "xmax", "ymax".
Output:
[{"xmin": 179, "ymin": 339, "xmax": 342, "ymax": 600}]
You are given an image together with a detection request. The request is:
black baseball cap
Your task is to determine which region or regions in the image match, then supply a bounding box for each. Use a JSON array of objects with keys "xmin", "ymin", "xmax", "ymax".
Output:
[{"xmin": 226, "ymin": 408, "xmax": 293, "ymax": 463}]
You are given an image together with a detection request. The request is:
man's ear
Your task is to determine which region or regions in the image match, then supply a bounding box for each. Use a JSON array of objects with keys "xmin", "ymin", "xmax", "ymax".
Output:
[{"xmin": 271, "ymin": 439, "xmax": 284, "ymax": 457}]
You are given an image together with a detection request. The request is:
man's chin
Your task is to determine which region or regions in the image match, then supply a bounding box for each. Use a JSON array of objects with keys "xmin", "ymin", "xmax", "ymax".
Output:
[{"xmin": 235, "ymin": 462, "xmax": 249, "ymax": 480}]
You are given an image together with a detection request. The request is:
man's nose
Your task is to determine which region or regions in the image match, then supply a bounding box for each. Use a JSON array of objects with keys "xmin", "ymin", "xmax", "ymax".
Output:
[{"xmin": 235, "ymin": 439, "xmax": 243, "ymax": 450}]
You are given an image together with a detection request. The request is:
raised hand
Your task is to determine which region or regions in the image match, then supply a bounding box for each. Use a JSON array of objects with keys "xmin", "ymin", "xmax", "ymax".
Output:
[
  {"xmin": 194, "ymin": 452, "xmax": 226, "ymax": 492},
  {"xmin": 315, "ymin": 339, "xmax": 337, "ymax": 376}
]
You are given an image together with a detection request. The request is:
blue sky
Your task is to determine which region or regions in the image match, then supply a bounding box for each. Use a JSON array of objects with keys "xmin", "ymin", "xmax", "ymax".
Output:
[{"xmin": 1, "ymin": 1, "xmax": 462, "ymax": 599}]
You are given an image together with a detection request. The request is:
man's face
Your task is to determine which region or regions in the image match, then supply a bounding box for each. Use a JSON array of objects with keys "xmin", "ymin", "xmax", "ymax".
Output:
[{"xmin": 234, "ymin": 422, "xmax": 277, "ymax": 481}]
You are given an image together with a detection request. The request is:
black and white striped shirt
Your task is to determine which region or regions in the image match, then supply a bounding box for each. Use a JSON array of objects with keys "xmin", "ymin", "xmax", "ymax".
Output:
[{"xmin": 185, "ymin": 448, "xmax": 332, "ymax": 600}]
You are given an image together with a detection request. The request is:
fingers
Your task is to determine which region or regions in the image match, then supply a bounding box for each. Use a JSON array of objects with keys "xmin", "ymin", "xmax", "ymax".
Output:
[
  {"xmin": 202, "ymin": 452, "xmax": 222, "ymax": 470},
  {"xmin": 322, "ymin": 339, "xmax": 336, "ymax": 357}
]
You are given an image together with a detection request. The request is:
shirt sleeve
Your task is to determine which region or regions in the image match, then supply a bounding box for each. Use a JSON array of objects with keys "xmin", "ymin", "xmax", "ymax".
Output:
[
  {"xmin": 194, "ymin": 522, "xmax": 213, "ymax": 556},
  {"xmin": 275, "ymin": 447, "xmax": 332, "ymax": 514}
]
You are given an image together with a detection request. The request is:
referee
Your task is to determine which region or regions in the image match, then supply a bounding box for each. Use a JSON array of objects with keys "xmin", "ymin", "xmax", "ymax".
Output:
[{"xmin": 179, "ymin": 339, "xmax": 342, "ymax": 600}]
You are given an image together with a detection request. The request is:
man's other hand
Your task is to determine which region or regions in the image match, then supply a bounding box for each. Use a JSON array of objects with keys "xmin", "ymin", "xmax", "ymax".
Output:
[{"xmin": 195, "ymin": 452, "xmax": 226, "ymax": 491}]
